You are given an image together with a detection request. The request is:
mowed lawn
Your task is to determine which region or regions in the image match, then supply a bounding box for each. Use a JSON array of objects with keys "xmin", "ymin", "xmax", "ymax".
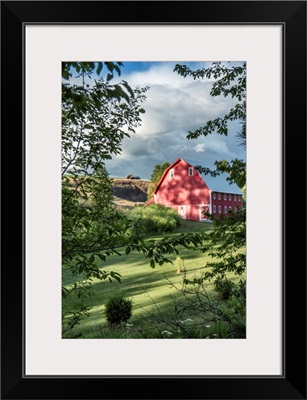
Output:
[{"xmin": 62, "ymin": 220, "xmax": 245, "ymax": 338}]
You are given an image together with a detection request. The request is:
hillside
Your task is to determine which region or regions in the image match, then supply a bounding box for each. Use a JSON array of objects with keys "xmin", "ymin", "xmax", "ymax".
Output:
[
  {"xmin": 111, "ymin": 178, "xmax": 153, "ymax": 205},
  {"xmin": 62, "ymin": 175, "xmax": 154, "ymax": 206}
]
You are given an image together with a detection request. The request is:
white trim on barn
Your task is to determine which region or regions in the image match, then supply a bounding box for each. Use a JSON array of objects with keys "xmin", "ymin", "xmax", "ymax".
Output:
[
  {"xmin": 199, "ymin": 204, "xmax": 210, "ymax": 221},
  {"xmin": 178, "ymin": 205, "xmax": 187, "ymax": 219}
]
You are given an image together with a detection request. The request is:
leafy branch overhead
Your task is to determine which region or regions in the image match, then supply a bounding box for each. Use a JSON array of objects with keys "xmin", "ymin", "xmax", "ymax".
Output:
[
  {"xmin": 174, "ymin": 62, "xmax": 246, "ymax": 146},
  {"xmin": 62, "ymin": 62, "xmax": 149, "ymax": 333},
  {"xmin": 195, "ymin": 159, "xmax": 246, "ymax": 190},
  {"xmin": 173, "ymin": 61, "xmax": 246, "ymax": 337}
]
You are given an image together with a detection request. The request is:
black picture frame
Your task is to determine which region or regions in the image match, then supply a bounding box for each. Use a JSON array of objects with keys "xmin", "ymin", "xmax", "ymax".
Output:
[{"xmin": 1, "ymin": 1, "xmax": 306, "ymax": 399}]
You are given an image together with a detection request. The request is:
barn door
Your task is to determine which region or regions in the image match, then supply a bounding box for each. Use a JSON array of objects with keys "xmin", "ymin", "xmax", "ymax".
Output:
[
  {"xmin": 199, "ymin": 204, "xmax": 210, "ymax": 221},
  {"xmin": 178, "ymin": 206, "xmax": 186, "ymax": 219}
]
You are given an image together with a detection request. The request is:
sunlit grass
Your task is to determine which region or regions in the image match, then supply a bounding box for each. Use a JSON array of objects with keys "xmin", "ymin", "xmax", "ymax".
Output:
[{"xmin": 63, "ymin": 220, "xmax": 245, "ymax": 338}]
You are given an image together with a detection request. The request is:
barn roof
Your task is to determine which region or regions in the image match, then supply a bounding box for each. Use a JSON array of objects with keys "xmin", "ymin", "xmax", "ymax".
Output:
[
  {"xmin": 200, "ymin": 172, "xmax": 242, "ymax": 195},
  {"xmin": 154, "ymin": 157, "xmax": 243, "ymax": 195},
  {"xmin": 153, "ymin": 158, "xmax": 182, "ymax": 194}
]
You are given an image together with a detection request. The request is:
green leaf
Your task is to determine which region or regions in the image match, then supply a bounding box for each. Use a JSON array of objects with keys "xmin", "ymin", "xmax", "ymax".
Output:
[
  {"xmin": 150, "ymin": 259, "xmax": 155, "ymax": 269},
  {"xmin": 107, "ymin": 73, "xmax": 113, "ymax": 81},
  {"xmin": 62, "ymin": 287, "xmax": 69, "ymax": 297},
  {"xmin": 125, "ymin": 246, "xmax": 131, "ymax": 255},
  {"xmin": 113, "ymin": 64, "xmax": 122, "ymax": 76},
  {"xmin": 62, "ymin": 69, "xmax": 70, "ymax": 80},
  {"xmin": 122, "ymin": 81, "xmax": 134, "ymax": 98},
  {"xmin": 96, "ymin": 62, "xmax": 103, "ymax": 76},
  {"xmin": 105, "ymin": 62, "xmax": 114, "ymax": 74}
]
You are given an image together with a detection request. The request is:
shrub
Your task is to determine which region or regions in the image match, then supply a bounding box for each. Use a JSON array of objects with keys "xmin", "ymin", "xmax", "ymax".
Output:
[
  {"xmin": 105, "ymin": 294, "xmax": 132, "ymax": 327},
  {"xmin": 213, "ymin": 276, "xmax": 234, "ymax": 300},
  {"xmin": 127, "ymin": 204, "xmax": 181, "ymax": 234}
]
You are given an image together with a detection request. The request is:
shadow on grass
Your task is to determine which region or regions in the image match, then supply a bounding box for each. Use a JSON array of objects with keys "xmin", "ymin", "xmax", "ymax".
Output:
[
  {"xmin": 62, "ymin": 222, "xmax": 246, "ymax": 339},
  {"xmin": 68, "ymin": 282, "xmax": 245, "ymax": 339},
  {"xmin": 62, "ymin": 243, "xmax": 210, "ymax": 288},
  {"xmin": 64, "ymin": 266, "xmax": 235, "ymax": 338}
]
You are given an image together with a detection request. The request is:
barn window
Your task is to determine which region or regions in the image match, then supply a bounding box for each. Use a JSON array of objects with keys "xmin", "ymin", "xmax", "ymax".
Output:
[
  {"xmin": 170, "ymin": 168, "xmax": 174, "ymax": 178},
  {"xmin": 228, "ymin": 194, "xmax": 232, "ymax": 201},
  {"xmin": 229, "ymin": 206, "xmax": 232, "ymax": 211},
  {"xmin": 234, "ymin": 206, "xmax": 237, "ymax": 212},
  {"xmin": 213, "ymin": 205, "xmax": 216, "ymax": 213},
  {"xmin": 224, "ymin": 206, "xmax": 228, "ymax": 213},
  {"xmin": 234, "ymin": 194, "xmax": 237, "ymax": 201},
  {"xmin": 238, "ymin": 195, "xmax": 241, "ymax": 202},
  {"xmin": 218, "ymin": 206, "xmax": 221, "ymax": 213},
  {"xmin": 224, "ymin": 194, "xmax": 227, "ymax": 200},
  {"xmin": 213, "ymin": 193, "xmax": 216, "ymax": 200},
  {"xmin": 188, "ymin": 167, "xmax": 194, "ymax": 176},
  {"xmin": 218, "ymin": 193, "xmax": 221, "ymax": 200}
]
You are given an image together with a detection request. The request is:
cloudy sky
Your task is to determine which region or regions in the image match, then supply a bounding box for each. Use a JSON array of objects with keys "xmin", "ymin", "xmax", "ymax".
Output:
[{"xmin": 103, "ymin": 61, "xmax": 246, "ymax": 182}]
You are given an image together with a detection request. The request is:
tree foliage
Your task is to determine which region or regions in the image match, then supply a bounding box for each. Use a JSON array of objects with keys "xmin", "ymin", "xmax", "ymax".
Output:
[
  {"xmin": 150, "ymin": 162, "xmax": 170, "ymax": 183},
  {"xmin": 174, "ymin": 62, "xmax": 246, "ymax": 147},
  {"xmin": 147, "ymin": 162, "xmax": 170, "ymax": 199},
  {"xmin": 62, "ymin": 63, "xmax": 206, "ymax": 335},
  {"xmin": 62, "ymin": 60, "xmax": 247, "ymax": 338},
  {"xmin": 174, "ymin": 61, "xmax": 247, "ymax": 335},
  {"xmin": 174, "ymin": 61, "xmax": 246, "ymax": 191},
  {"xmin": 62, "ymin": 62, "xmax": 149, "ymax": 334}
]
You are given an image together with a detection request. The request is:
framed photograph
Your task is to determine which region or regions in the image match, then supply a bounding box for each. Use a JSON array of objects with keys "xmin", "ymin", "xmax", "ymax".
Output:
[{"xmin": 1, "ymin": 1, "xmax": 306, "ymax": 399}]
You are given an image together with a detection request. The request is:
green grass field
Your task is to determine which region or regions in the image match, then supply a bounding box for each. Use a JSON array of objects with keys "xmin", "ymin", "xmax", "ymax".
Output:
[{"xmin": 63, "ymin": 220, "xmax": 245, "ymax": 338}]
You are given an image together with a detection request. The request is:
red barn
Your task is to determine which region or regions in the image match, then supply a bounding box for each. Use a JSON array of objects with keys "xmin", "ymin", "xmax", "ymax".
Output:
[{"xmin": 147, "ymin": 158, "xmax": 243, "ymax": 221}]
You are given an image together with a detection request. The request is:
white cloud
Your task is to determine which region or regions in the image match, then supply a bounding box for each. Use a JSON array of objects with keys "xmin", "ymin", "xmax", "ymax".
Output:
[
  {"xmin": 104, "ymin": 62, "xmax": 245, "ymax": 179},
  {"xmin": 122, "ymin": 62, "xmax": 193, "ymax": 89},
  {"xmin": 194, "ymin": 143, "xmax": 205, "ymax": 153},
  {"xmin": 170, "ymin": 144, "xmax": 189, "ymax": 152}
]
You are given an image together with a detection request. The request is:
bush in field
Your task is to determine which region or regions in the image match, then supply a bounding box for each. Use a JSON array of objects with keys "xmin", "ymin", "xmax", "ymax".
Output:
[
  {"xmin": 105, "ymin": 294, "xmax": 132, "ymax": 327},
  {"xmin": 127, "ymin": 204, "xmax": 181, "ymax": 234},
  {"xmin": 213, "ymin": 276, "xmax": 235, "ymax": 300}
]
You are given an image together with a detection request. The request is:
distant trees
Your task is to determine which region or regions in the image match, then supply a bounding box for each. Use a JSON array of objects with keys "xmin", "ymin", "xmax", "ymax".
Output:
[
  {"xmin": 147, "ymin": 162, "xmax": 170, "ymax": 199},
  {"xmin": 125, "ymin": 174, "xmax": 140, "ymax": 179}
]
